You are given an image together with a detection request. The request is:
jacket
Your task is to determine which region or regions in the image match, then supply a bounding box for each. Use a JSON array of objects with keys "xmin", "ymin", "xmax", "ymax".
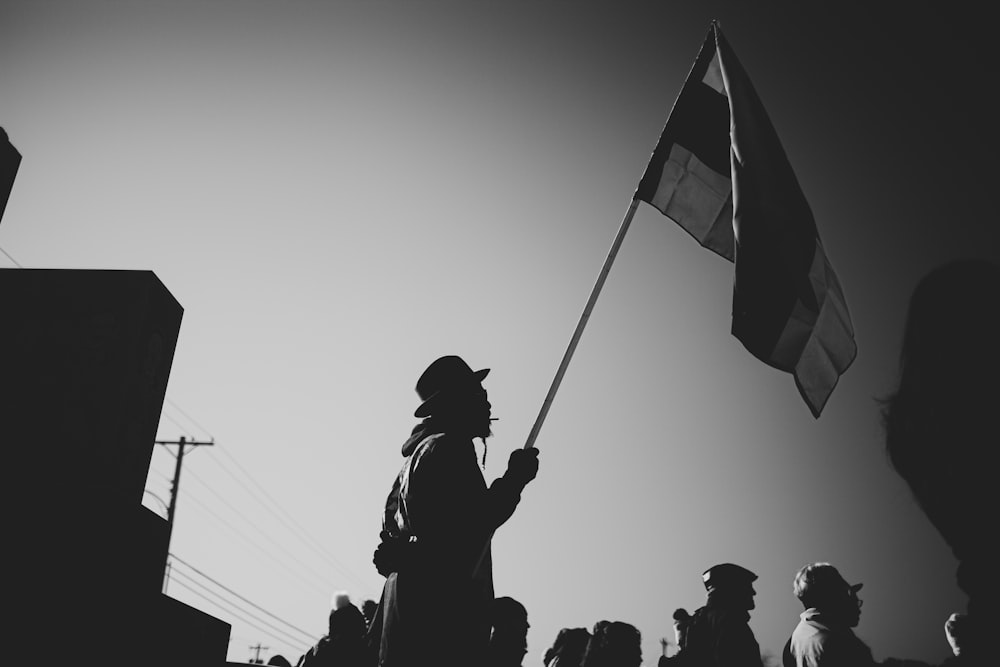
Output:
[
  {"xmin": 373, "ymin": 420, "xmax": 527, "ymax": 667},
  {"xmin": 661, "ymin": 605, "xmax": 762, "ymax": 667}
]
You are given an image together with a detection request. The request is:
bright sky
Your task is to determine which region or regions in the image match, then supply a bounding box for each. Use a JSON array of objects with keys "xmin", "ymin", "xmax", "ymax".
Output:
[{"xmin": 2, "ymin": 1, "xmax": 995, "ymax": 665}]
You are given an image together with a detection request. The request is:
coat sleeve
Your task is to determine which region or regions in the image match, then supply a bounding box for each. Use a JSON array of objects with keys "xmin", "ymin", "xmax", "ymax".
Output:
[{"xmin": 484, "ymin": 468, "xmax": 527, "ymax": 530}]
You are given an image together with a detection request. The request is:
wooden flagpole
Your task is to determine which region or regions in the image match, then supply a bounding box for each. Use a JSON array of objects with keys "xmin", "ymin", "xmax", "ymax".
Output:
[{"xmin": 523, "ymin": 197, "xmax": 641, "ymax": 449}]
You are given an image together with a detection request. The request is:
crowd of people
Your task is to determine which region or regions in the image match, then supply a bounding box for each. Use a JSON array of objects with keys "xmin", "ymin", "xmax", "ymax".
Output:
[{"xmin": 274, "ymin": 258, "xmax": 995, "ymax": 667}]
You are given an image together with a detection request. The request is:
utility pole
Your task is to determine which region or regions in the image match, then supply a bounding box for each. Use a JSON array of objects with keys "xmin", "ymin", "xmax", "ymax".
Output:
[
  {"xmin": 248, "ymin": 643, "xmax": 269, "ymax": 664},
  {"xmin": 156, "ymin": 435, "xmax": 214, "ymax": 589}
]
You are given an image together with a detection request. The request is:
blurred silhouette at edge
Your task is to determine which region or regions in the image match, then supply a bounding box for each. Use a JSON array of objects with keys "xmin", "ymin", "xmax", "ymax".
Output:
[{"xmin": 881, "ymin": 258, "xmax": 1000, "ymax": 665}]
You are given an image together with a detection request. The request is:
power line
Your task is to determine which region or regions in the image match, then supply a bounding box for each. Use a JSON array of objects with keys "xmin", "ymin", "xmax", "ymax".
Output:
[
  {"xmin": 209, "ymin": 444, "xmax": 370, "ymax": 589},
  {"xmin": 168, "ymin": 552, "xmax": 318, "ymax": 642},
  {"xmin": 0, "ymin": 245, "xmax": 22, "ymax": 267},
  {"xmin": 167, "ymin": 576, "xmax": 309, "ymax": 658},
  {"xmin": 169, "ymin": 567, "xmax": 314, "ymax": 648},
  {"xmin": 157, "ymin": 396, "xmax": 369, "ymax": 590},
  {"xmin": 164, "ymin": 396, "xmax": 215, "ymax": 440},
  {"xmin": 182, "ymin": 465, "xmax": 339, "ymax": 593},
  {"xmin": 175, "ymin": 486, "xmax": 330, "ymax": 597},
  {"xmin": 159, "ymin": 409, "xmax": 195, "ymax": 437}
]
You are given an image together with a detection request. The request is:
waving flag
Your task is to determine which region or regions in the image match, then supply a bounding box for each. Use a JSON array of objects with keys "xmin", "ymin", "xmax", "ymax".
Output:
[{"xmin": 636, "ymin": 22, "xmax": 856, "ymax": 417}]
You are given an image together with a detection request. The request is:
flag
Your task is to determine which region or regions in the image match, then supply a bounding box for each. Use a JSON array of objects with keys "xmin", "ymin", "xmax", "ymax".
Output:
[
  {"xmin": 635, "ymin": 22, "xmax": 856, "ymax": 417},
  {"xmin": 1, "ymin": 127, "xmax": 21, "ymax": 225}
]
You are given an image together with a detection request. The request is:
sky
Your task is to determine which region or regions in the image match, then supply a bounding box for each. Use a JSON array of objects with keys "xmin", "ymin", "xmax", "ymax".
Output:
[{"xmin": 2, "ymin": 1, "xmax": 997, "ymax": 664}]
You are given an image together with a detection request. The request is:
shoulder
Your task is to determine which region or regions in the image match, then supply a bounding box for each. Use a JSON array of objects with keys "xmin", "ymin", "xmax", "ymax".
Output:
[
  {"xmin": 408, "ymin": 433, "xmax": 471, "ymax": 475},
  {"xmin": 413, "ymin": 432, "xmax": 473, "ymax": 462}
]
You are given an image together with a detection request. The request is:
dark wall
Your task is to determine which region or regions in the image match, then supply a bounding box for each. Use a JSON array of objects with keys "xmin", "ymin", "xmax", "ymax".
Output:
[{"xmin": 3, "ymin": 269, "xmax": 229, "ymax": 666}]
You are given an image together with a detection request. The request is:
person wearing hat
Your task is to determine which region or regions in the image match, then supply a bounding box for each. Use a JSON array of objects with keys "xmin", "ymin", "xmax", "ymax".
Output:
[
  {"xmin": 660, "ymin": 563, "xmax": 763, "ymax": 667},
  {"xmin": 368, "ymin": 355, "xmax": 540, "ymax": 667},
  {"xmin": 782, "ymin": 562, "xmax": 871, "ymax": 667}
]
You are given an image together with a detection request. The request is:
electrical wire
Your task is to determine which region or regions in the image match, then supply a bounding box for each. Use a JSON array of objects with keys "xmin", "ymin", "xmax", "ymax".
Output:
[
  {"xmin": 208, "ymin": 444, "xmax": 370, "ymax": 589},
  {"xmin": 167, "ymin": 576, "xmax": 309, "ymax": 658},
  {"xmin": 168, "ymin": 567, "xmax": 314, "ymax": 647},
  {"xmin": 182, "ymin": 465, "xmax": 340, "ymax": 593},
  {"xmin": 168, "ymin": 552, "xmax": 318, "ymax": 642},
  {"xmin": 164, "ymin": 396, "xmax": 215, "ymax": 439},
  {"xmin": 176, "ymin": 485, "xmax": 331, "ymax": 597},
  {"xmin": 161, "ymin": 396, "xmax": 369, "ymax": 591},
  {"xmin": 0, "ymin": 245, "xmax": 23, "ymax": 267}
]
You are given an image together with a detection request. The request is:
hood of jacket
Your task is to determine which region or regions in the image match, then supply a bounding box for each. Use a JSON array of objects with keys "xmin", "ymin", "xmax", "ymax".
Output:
[{"xmin": 401, "ymin": 418, "xmax": 446, "ymax": 457}]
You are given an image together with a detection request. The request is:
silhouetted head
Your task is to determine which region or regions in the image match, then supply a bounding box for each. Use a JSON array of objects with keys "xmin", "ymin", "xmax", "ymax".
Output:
[
  {"xmin": 543, "ymin": 627, "xmax": 591, "ymax": 667},
  {"xmin": 492, "ymin": 596, "xmax": 528, "ymax": 632},
  {"xmin": 581, "ymin": 620, "xmax": 642, "ymax": 667},
  {"xmin": 703, "ymin": 563, "xmax": 757, "ymax": 610},
  {"xmin": 488, "ymin": 596, "xmax": 529, "ymax": 665},
  {"xmin": 267, "ymin": 656, "xmax": 292, "ymax": 667},
  {"xmin": 414, "ymin": 355, "xmax": 492, "ymax": 438},
  {"xmin": 328, "ymin": 599, "xmax": 366, "ymax": 638},
  {"xmin": 882, "ymin": 259, "xmax": 1000, "ymax": 604},
  {"xmin": 792, "ymin": 562, "xmax": 862, "ymax": 628},
  {"xmin": 332, "ymin": 591, "xmax": 351, "ymax": 610},
  {"xmin": 361, "ymin": 598, "xmax": 378, "ymax": 624}
]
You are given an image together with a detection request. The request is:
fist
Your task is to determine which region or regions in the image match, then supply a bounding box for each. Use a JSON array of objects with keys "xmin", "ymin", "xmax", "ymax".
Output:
[
  {"xmin": 507, "ymin": 447, "xmax": 539, "ymax": 486},
  {"xmin": 373, "ymin": 537, "xmax": 409, "ymax": 577}
]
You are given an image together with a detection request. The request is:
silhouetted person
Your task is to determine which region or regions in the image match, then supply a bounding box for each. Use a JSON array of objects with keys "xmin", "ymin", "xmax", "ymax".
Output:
[
  {"xmin": 486, "ymin": 596, "xmax": 530, "ymax": 667},
  {"xmin": 268, "ymin": 656, "xmax": 293, "ymax": 667},
  {"xmin": 361, "ymin": 598, "xmax": 378, "ymax": 631},
  {"xmin": 301, "ymin": 593, "xmax": 367, "ymax": 667},
  {"xmin": 580, "ymin": 620, "xmax": 642, "ymax": 667},
  {"xmin": 882, "ymin": 258, "xmax": 1000, "ymax": 666},
  {"xmin": 781, "ymin": 562, "xmax": 933, "ymax": 667},
  {"xmin": 369, "ymin": 355, "xmax": 540, "ymax": 667},
  {"xmin": 662, "ymin": 563, "xmax": 763, "ymax": 667},
  {"xmin": 660, "ymin": 607, "xmax": 692, "ymax": 659},
  {"xmin": 543, "ymin": 627, "xmax": 591, "ymax": 667},
  {"xmin": 782, "ymin": 563, "xmax": 867, "ymax": 667}
]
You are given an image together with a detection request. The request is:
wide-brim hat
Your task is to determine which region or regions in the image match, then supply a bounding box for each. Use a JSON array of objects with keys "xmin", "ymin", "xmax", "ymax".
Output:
[{"xmin": 414, "ymin": 355, "xmax": 489, "ymax": 418}]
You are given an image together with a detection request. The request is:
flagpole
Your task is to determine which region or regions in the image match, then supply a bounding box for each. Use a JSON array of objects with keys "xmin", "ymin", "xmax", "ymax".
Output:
[{"xmin": 523, "ymin": 196, "xmax": 641, "ymax": 450}]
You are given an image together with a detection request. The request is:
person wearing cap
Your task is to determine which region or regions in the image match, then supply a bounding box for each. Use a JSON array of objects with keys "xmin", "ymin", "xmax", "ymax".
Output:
[
  {"xmin": 369, "ymin": 355, "xmax": 540, "ymax": 667},
  {"xmin": 783, "ymin": 563, "xmax": 963, "ymax": 667},
  {"xmin": 660, "ymin": 563, "xmax": 763, "ymax": 667},
  {"xmin": 782, "ymin": 562, "xmax": 876, "ymax": 667}
]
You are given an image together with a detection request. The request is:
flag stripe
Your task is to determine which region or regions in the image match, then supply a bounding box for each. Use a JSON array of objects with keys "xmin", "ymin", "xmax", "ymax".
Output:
[
  {"xmin": 636, "ymin": 35, "xmax": 735, "ymax": 262},
  {"xmin": 634, "ymin": 23, "xmax": 857, "ymax": 417},
  {"xmin": 637, "ymin": 34, "xmax": 732, "ymax": 206}
]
